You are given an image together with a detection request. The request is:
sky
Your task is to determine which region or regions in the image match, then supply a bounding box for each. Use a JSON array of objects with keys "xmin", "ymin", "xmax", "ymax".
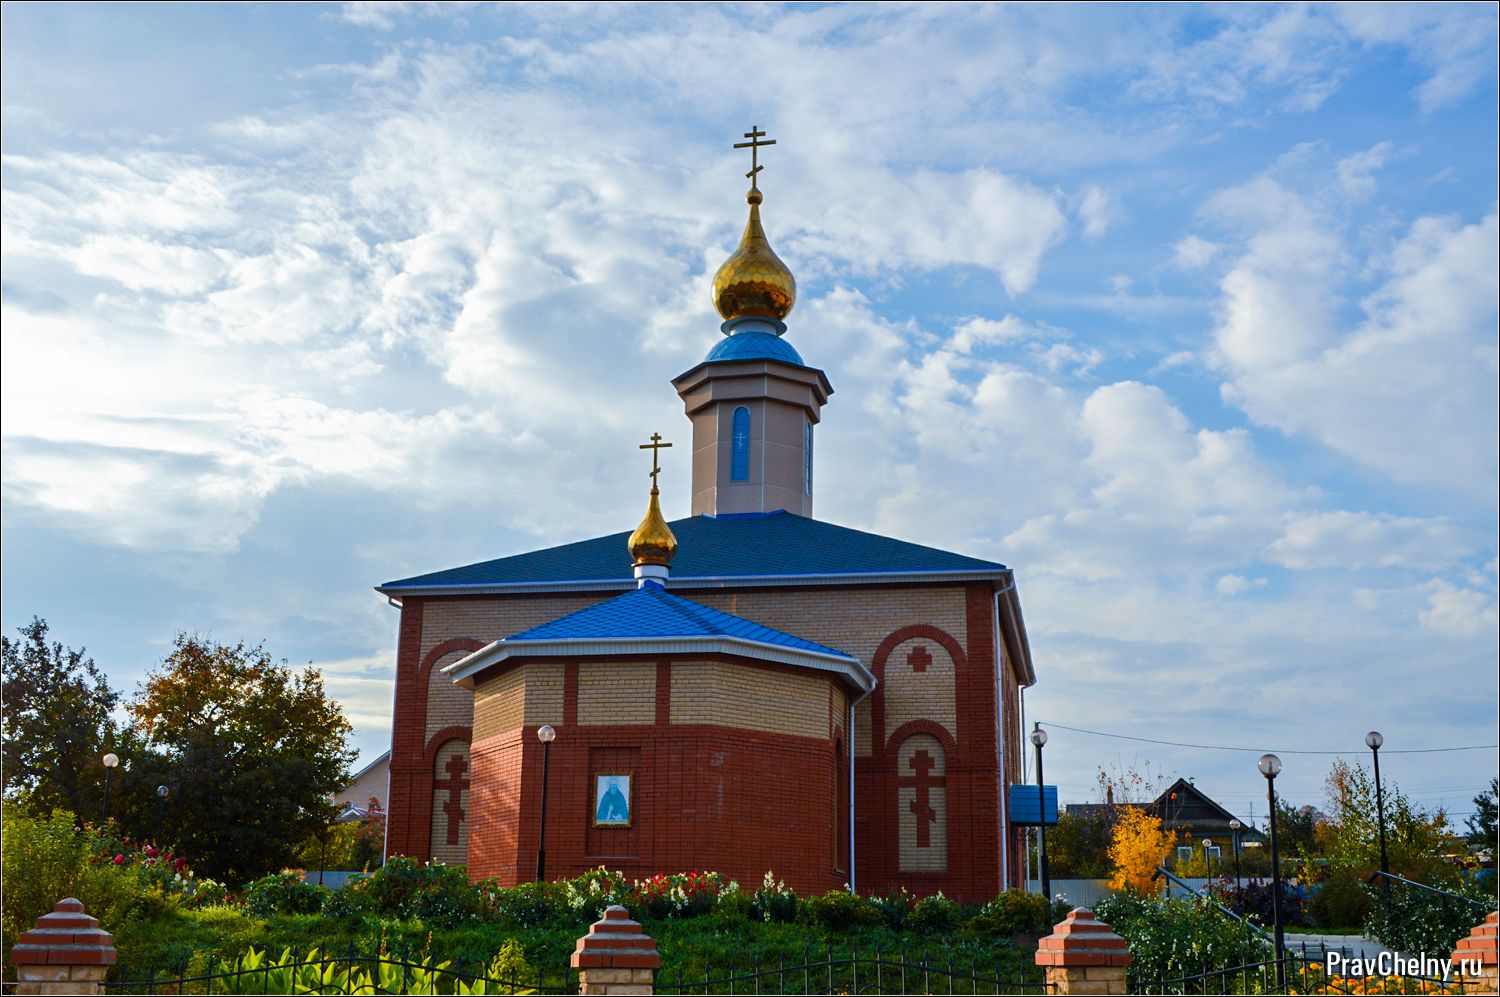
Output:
[{"xmin": 2, "ymin": 2, "xmax": 1496, "ymax": 831}]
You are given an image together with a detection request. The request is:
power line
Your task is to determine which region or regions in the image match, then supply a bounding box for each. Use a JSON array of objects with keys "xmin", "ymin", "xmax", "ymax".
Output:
[{"xmin": 1037, "ymin": 721, "xmax": 1499, "ymax": 756}]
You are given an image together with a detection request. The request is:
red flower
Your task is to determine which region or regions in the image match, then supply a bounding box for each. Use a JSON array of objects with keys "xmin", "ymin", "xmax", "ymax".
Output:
[
  {"xmin": 113, "ymin": 854, "xmax": 125, "ymax": 865},
  {"xmin": 144, "ymin": 846, "xmax": 158, "ymax": 857}
]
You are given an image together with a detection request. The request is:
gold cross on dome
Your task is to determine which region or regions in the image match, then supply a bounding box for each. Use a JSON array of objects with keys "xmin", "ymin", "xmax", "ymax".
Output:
[
  {"xmin": 733, "ymin": 125, "xmax": 776, "ymax": 190},
  {"xmin": 639, "ymin": 433, "xmax": 672, "ymax": 487}
]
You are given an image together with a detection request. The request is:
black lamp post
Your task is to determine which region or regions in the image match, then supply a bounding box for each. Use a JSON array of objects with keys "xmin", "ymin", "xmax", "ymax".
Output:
[
  {"xmin": 1202, "ymin": 837, "xmax": 1214, "ymax": 883},
  {"xmin": 536, "ymin": 724, "xmax": 556, "ymax": 883},
  {"xmin": 1258, "ymin": 753, "xmax": 1286, "ymax": 989},
  {"xmin": 1229, "ymin": 818, "xmax": 1243, "ymax": 895},
  {"xmin": 101, "ymin": 753, "xmax": 119, "ymax": 824},
  {"xmin": 1031, "ymin": 724, "xmax": 1051, "ymax": 903},
  {"xmin": 1366, "ymin": 731, "xmax": 1390, "ymax": 899},
  {"xmin": 156, "ymin": 784, "xmax": 170, "ymax": 845}
]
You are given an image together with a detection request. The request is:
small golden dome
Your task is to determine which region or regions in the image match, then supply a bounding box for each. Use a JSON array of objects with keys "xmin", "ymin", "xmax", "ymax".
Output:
[
  {"xmin": 712, "ymin": 189, "xmax": 796, "ymax": 321},
  {"xmin": 628, "ymin": 486, "xmax": 677, "ymax": 567}
]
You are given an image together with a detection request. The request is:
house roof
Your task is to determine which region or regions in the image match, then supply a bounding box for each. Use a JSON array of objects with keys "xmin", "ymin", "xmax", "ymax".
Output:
[
  {"xmin": 444, "ymin": 581, "xmax": 874, "ymax": 693},
  {"xmin": 1149, "ymin": 778, "xmax": 1266, "ymax": 840},
  {"xmin": 378, "ymin": 511, "xmax": 1007, "ymax": 594}
]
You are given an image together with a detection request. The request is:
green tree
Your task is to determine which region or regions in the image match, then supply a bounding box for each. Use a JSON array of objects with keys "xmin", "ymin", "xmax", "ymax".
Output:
[
  {"xmin": 1048, "ymin": 810, "xmax": 1114, "ymax": 878},
  {"xmin": 128, "ymin": 634, "xmax": 356, "ymax": 885},
  {"xmin": 1275, "ymin": 799, "xmax": 1324, "ymax": 858},
  {"xmin": 1467, "ymin": 778, "xmax": 1497, "ymax": 848},
  {"xmin": 1321, "ymin": 758, "xmax": 1453, "ymax": 884},
  {"xmin": 1, "ymin": 618, "xmax": 120, "ymax": 818}
]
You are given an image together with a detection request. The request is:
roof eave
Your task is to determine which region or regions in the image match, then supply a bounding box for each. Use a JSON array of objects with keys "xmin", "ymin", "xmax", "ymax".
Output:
[
  {"xmin": 444, "ymin": 635, "xmax": 876, "ymax": 695},
  {"xmin": 376, "ymin": 567, "xmax": 1010, "ymax": 599}
]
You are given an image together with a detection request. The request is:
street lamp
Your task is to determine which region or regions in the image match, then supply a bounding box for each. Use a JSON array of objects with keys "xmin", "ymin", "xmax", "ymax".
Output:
[
  {"xmin": 1202, "ymin": 837, "xmax": 1214, "ymax": 883},
  {"xmin": 1258, "ymin": 753, "xmax": 1286, "ymax": 989},
  {"xmin": 1229, "ymin": 818, "xmax": 1243, "ymax": 895},
  {"xmin": 1030, "ymin": 724, "xmax": 1050, "ymax": 904},
  {"xmin": 102, "ymin": 753, "xmax": 120, "ymax": 824},
  {"xmin": 1365, "ymin": 731, "xmax": 1391, "ymax": 899},
  {"xmin": 536, "ymin": 725, "xmax": 556, "ymax": 883},
  {"xmin": 156, "ymin": 785, "xmax": 170, "ymax": 845}
]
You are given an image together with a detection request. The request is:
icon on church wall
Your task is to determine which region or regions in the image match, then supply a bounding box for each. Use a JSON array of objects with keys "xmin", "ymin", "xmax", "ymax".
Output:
[{"xmin": 592, "ymin": 773, "xmax": 632, "ymax": 827}]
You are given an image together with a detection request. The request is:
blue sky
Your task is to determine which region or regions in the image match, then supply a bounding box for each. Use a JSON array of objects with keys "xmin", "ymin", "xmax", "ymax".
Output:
[{"xmin": 3, "ymin": 2, "xmax": 1496, "ymax": 828}]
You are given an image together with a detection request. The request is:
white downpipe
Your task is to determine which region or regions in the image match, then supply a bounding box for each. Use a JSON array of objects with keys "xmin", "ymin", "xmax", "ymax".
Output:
[{"xmin": 847, "ymin": 686, "xmax": 874, "ymax": 894}]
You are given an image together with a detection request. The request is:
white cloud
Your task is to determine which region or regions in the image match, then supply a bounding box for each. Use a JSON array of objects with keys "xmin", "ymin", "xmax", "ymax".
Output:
[
  {"xmin": 1208, "ymin": 167, "xmax": 1498, "ymax": 499},
  {"xmin": 1216, "ymin": 574, "xmax": 1267, "ymax": 595},
  {"xmin": 1267, "ymin": 511, "xmax": 1473, "ymax": 572},
  {"xmin": 1078, "ymin": 185, "xmax": 1115, "ymax": 240},
  {"xmin": 1418, "ymin": 580, "xmax": 1498, "ymax": 638},
  {"xmin": 1174, "ymin": 234, "xmax": 1220, "ymax": 270},
  {"xmin": 1336, "ymin": 141, "xmax": 1393, "ymax": 198},
  {"xmin": 950, "ymin": 316, "xmax": 1032, "ymax": 354}
]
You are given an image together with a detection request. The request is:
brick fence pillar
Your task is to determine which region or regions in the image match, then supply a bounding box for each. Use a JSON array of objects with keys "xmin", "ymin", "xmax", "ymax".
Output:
[
  {"xmin": 1034, "ymin": 907, "xmax": 1132, "ymax": 996},
  {"xmin": 570, "ymin": 905, "xmax": 660, "ymax": 995},
  {"xmin": 9, "ymin": 898, "xmax": 118, "ymax": 996},
  {"xmin": 1450, "ymin": 910, "xmax": 1498, "ymax": 994}
]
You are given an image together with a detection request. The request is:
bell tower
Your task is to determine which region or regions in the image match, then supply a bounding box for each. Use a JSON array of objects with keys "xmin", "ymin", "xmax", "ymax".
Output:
[{"xmin": 673, "ymin": 127, "xmax": 832, "ymax": 518}]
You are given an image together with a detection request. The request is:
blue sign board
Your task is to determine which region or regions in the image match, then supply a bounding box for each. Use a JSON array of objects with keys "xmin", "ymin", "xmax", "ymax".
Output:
[{"xmin": 1009, "ymin": 785, "xmax": 1058, "ymax": 826}]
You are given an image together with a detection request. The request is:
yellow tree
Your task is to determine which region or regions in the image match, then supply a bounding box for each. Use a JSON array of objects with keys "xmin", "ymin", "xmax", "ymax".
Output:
[{"xmin": 1107, "ymin": 807, "xmax": 1174, "ymax": 895}]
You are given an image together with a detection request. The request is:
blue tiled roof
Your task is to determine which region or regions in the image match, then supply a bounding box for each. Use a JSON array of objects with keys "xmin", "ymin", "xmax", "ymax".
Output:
[
  {"xmin": 505, "ymin": 581, "xmax": 855, "ymax": 659},
  {"xmin": 705, "ymin": 331, "xmax": 806, "ymax": 366},
  {"xmin": 380, "ymin": 511, "xmax": 1006, "ymax": 591}
]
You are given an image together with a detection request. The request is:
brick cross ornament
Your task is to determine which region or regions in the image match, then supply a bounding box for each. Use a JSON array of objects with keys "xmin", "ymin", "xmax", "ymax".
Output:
[{"xmin": 435, "ymin": 752, "xmax": 469, "ymax": 845}]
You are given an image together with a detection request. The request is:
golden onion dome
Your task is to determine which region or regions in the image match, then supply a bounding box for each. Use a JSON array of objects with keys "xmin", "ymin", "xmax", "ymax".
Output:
[
  {"xmin": 712, "ymin": 189, "xmax": 796, "ymax": 321},
  {"xmin": 628, "ymin": 486, "xmax": 677, "ymax": 567}
]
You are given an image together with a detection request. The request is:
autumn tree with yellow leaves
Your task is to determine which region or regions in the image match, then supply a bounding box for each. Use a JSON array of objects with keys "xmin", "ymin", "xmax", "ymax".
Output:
[{"xmin": 1107, "ymin": 807, "xmax": 1174, "ymax": 895}]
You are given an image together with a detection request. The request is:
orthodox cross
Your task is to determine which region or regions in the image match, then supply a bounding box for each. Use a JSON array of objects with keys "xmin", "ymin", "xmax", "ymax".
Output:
[
  {"xmin": 733, "ymin": 125, "xmax": 776, "ymax": 190},
  {"xmin": 906, "ymin": 645, "xmax": 933, "ymax": 674},
  {"xmin": 900, "ymin": 749, "xmax": 941, "ymax": 848},
  {"xmin": 639, "ymin": 433, "xmax": 672, "ymax": 488},
  {"xmin": 434, "ymin": 752, "xmax": 469, "ymax": 845}
]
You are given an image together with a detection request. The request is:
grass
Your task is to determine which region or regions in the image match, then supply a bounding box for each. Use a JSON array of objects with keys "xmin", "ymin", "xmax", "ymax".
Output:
[{"xmin": 108, "ymin": 906, "xmax": 1038, "ymax": 987}]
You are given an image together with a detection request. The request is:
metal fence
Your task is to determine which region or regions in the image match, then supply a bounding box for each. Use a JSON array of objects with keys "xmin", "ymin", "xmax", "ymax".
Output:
[
  {"xmin": 93, "ymin": 947, "xmax": 576, "ymax": 995},
  {"xmin": 1135, "ymin": 939, "xmax": 1476, "ymax": 995},
  {"xmin": 655, "ymin": 943, "xmax": 1052, "ymax": 995}
]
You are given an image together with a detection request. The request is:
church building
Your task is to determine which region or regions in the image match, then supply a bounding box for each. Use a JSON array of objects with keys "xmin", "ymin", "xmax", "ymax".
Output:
[{"xmin": 376, "ymin": 133, "xmax": 1038, "ymax": 901}]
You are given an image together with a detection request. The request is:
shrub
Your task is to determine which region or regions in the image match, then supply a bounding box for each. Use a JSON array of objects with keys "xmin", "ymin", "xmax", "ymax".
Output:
[
  {"xmin": 907, "ymin": 893, "xmax": 959, "ymax": 934},
  {"xmin": 485, "ymin": 880, "xmax": 566, "ymax": 928},
  {"xmin": 796, "ymin": 889, "xmax": 884, "ymax": 930},
  {"xmin": 867, "ymin": 887, "xmax": 914, "ymax": 929},
  {"xmin": 331, "ymin": 856, "xmax": 487, "ymax": 928},
  {"xmin": 1364, "ymin": 880, "xmax": 1497, "ymax": 956},
  {"xmin": 964, "ymin": 889, "xmax": 1056, "ymax": 937},
  {"xmin": 562, "ymin": 867, "xmax": 629, "ymax": 920},
  {"xmin": 1307, "ymin": 867, "xmax": 1373, "ymax": 929},
  {"xmin": 750, "ymin": 871, "xmax": 798, "ymax": 923},
  {"xmin": 1097, "ymin": 892, "xmax": 1268, "ymax": 988},
  {"xmin": 244, "ymin": 873, "xmax": 327, "ymax": 918},
  {"xmin": 630, "ymin": 870, "xmax": 733, "ymax": 920},
  {"xmin": 1221, "ymin": 879, "xmax": 1308, "ymax": 928},
  {"xmin": 1, "ymin": 809, "xmax": 185, "ymax": 955},
  {"xmin": 713, "ymin": 886, "xmax": 753, "ymax": 921}
]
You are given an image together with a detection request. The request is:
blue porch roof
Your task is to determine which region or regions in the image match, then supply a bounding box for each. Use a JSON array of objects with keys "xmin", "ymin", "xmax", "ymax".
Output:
[{"xmin": 505, "ymin": 581, "xmax": 855, "ymax": 660}]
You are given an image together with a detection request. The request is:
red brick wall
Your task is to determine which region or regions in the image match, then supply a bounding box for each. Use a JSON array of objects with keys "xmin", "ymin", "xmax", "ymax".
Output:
[
  {"xmin": 393, "ymin": 581, "xmax": 1024, "ymax": 903},
  {"xmin": 468, "ymin": 720, "xmax": 847, "ymax": 895}
]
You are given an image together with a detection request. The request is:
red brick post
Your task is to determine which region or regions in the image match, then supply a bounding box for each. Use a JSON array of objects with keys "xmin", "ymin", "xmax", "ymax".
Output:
[
  {"xmin": 9, "ymin": 898, "xmax": 117, "ymax": 996},
  {"xmin": 1450, "ymin": 910, "xmax": 1498, "ymax": 994},
  {"xmin": 1035, "ymin": 907, "xmax": 1132, "ymax": 995},
  {"xmin": 570, "ymin": 905, "xmax": 660, "ymax": 995}
]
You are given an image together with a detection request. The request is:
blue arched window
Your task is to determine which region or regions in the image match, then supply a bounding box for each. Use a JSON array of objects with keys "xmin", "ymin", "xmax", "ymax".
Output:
[
  {"xmin": 804, "ymin": 420, "xmax": 813, "ymax": 495},
  {"xmin": 731, "ymin": 406, "xmax": 750, "ymax": 481}
]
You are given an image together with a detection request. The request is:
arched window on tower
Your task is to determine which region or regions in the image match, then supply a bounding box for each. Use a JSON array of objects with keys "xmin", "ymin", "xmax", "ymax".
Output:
[
  {"xmin": 731, "ymin": 406, "xmax": 750, "ymax": 481},
  {"xmin": 804, "ymin": 420, "xmax": 813, "ymax": 495}
]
